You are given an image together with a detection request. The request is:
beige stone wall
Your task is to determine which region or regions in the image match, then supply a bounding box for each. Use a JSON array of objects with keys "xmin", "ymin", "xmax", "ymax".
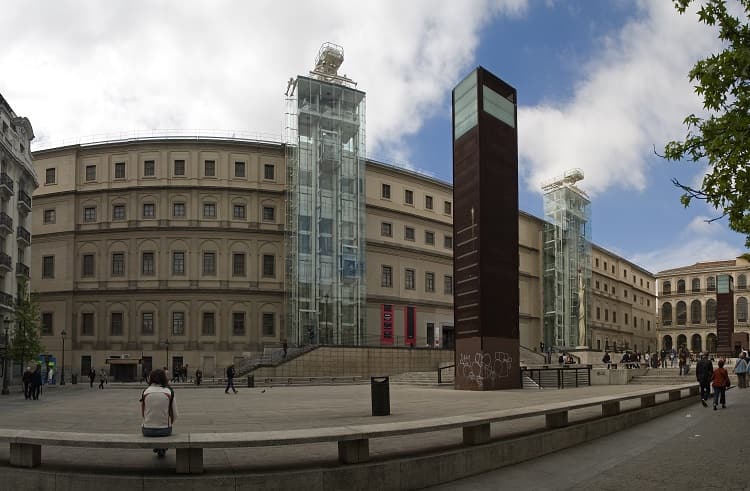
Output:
[{"xmin": 252, "ymin": 346, "xmax": 454, "ymax": 378}]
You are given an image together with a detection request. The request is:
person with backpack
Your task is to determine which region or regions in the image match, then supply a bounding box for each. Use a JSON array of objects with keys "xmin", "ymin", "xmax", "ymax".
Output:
[
  {"xmin": 140, "ymin": 368, "xmax": 178, "ymax": 457},
  {"xmin": 734, "ymin": 352, "xmax": 748, "ymax": 388}
]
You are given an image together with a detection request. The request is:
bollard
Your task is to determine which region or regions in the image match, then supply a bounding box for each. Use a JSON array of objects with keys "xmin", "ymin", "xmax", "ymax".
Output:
[
  {"xmin": 247, "ymin": 375, "xmax": 254, "ymax": 388},
  {"xmin": 371, "ymin": 376, "xmax": 390, "ymax": 416}
]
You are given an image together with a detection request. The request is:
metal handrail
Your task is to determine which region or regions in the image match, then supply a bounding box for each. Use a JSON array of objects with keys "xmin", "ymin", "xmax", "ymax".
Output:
[{"xmin": 520, "ymin": 364, "xmax": 592, "ymax": 389}]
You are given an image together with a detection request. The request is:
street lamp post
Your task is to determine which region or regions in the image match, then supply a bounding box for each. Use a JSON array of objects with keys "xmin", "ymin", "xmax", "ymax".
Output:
[
  {"xmin": 1, "ymin": 319, "xmax": 10, "ymax": 395},
  {"xmin": 60, "ymin": 330, "xmax": 67, "ymax": 386},
  {"xmin": 323, "ymin": 294, "xmax": 329, "ymax": 345},
  {"xmin": 164, "ymin": 339, "xmax": 170, "ymax": 371}
]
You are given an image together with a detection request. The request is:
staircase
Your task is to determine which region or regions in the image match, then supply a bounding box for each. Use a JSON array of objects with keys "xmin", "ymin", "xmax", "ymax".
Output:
[
  {"xmin": 236, "ymin": 345, "xmax": 316, "ymax": 376},
  {"xmin": 628, "ymin": 368, "xmax": 692, "ymax": 385}
]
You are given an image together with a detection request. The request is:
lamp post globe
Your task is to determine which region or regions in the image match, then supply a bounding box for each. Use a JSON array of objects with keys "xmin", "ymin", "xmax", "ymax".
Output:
[{"xmin": 60, "ymin": 330, "xmax": 67, "ymax": 385}]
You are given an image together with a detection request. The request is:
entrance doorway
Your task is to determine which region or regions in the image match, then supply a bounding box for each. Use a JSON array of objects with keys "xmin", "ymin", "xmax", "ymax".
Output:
[
  {"xmin": 110, "ymin": 363, "xmax": 138, "ymax": 382},
  {"xmin": 442, "ymin": 325, "xmax": 455, "ymax": 350}
]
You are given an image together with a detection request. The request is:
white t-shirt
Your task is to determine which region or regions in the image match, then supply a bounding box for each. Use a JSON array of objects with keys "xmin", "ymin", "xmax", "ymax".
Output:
[{"xmin": 141, "ymin": 385, "xmax": 178, "ymax": 429}]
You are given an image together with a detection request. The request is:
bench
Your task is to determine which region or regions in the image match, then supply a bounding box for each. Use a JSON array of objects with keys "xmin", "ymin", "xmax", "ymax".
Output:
[{"xmin": 0, "ymin": 383, "xmax": 699, "ymax": 474}]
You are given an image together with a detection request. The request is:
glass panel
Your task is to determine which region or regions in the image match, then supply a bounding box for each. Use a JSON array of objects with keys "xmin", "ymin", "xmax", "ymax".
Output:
[
  {"xmin": 453, "ymin": 70, "xmax": 477, "ymax": 140},
  {"xmin": 482, "ymin": 85, "xmax": 515, "ymax": 128}
]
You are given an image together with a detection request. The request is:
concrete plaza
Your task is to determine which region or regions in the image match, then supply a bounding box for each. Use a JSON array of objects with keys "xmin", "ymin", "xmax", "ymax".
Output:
[{"xmin": 0, "ymin": 381, "xmax": 688, "ymax": 479}]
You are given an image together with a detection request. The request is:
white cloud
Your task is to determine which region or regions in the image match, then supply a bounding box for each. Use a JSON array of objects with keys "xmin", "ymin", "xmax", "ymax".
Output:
[
  {"xmin": 0, "ymin": 0, "xmax": 527, "ymax": 158},
  {"xmin": 518, "ymin": 0, "xmax": 720, "ymax": 195}
]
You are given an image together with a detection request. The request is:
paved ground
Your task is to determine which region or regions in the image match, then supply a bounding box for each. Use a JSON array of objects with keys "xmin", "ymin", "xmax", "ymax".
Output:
[
  {"xmin": 430, "ymin": 386, "xmax": 750, "ymax": 491},
  {"xmin": 0, "ymin": 382, "xmax": 685, "ymax": 476}
]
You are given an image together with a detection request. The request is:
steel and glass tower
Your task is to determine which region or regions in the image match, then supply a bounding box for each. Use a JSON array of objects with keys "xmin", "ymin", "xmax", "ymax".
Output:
[{"xmin": 285, "ymin": 43, "xmax": 367, "ymax": 346}]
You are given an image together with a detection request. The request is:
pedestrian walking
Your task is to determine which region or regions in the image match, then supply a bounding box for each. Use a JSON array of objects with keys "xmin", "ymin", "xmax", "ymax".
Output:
[
  {"xmin": 696, "ymin": 353, "xmax": 713, "ymax": 407},
  {"xmin": 31, "ymin": 364, "xmax": 42, "ymax": 400},
  {"xmin": 282, "ymin": 341, "xmax": 288, "ymax": 358},
  {"xmin": 734, "ymin": 352, "xmax": 748, "ymax": 388},
  {"xmin": 140, "ymin": 368, "xmax": 178, "ymax": 458},
  {"xmin": 712, "ymin": 359, "xmax": 730, "ymax": 410},
  {"xmin": 99, "ymin": 368, "xmax": 107, "ymax": 389},
  {"xmin": 195, "ymin": 369, "xmax": 202, "ymax": 386},
  {"xmin": 22, "ymin": 366, "xmax": 32, "ymax": 400},
  {"xmin": 89, "ymin": 368, "xmax": 96, "ymax": 388},
  {"xmin": 225, "ymin": 364, "xmax": 237, "ymax": 394}
]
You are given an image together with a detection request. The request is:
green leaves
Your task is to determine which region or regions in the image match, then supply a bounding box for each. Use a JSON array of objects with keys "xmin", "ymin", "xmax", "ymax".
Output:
[
  {"xmin": 665, "ymin": 0, "xmax": 750, "ymax": 247},
  {"xmin": 9, "ymin": 281, "xmax": 44, "ymax": 366}
]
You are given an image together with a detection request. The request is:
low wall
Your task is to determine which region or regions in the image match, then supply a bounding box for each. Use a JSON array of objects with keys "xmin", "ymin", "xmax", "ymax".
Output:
[
  {"xmin": 590, "ymin": 367, "xmax": 647, "ymax": 385},
  {"xmin": 251, "ymin": 346, "xmax": 454, "ymax": 378}
]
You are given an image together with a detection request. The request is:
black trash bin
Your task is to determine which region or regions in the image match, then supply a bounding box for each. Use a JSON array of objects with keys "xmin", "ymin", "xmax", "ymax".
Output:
[
  {"xmin": 71, "ymin": 374, "xmax": 77, "ymax": 385},
  {"xmin": 247, "ymin": 375, "xmax": 255, "ymax": 388},
  {"xmin": 371, "ymin": 376, "xmax": 390, "ymax": 416}
]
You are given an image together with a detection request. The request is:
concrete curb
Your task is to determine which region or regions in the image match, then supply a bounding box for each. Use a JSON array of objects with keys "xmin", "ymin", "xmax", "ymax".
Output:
[{"xmin": 0, "ymin": 395, "xmax": 697, "ymax": 490}]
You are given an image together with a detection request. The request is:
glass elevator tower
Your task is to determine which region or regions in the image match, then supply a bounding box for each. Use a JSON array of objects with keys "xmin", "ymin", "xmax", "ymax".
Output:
[
  {"xmin": 285, "ymin": 43, "xmax": 367, "ymax": 346},
  {"xmin": 542, "ymin": 169, "xmax": 592, "ymax": 349}
]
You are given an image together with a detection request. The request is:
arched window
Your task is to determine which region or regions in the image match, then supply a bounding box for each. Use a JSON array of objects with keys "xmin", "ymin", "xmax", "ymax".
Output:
[
  {"xmin": 738, "ymin": 297, "xmax": 748, "ymax": 323},
  {"xmin": 691, "ymin": 300, "xmax": 702, "ymax": 324},
  {"xmin": 663, "ymin": 281, "xmax": 672, "ymax": 295},
  {"xmin": 707, "ymin": 276, "xmax": 716, "ymax": 292},
  {"xmin": 677, "ymin": 334, "xmax": 687, "ymax": 348},
  {"xmin": 676, "ymin": 301, "xmax": 687, "ymax": 325},
  {"xmin": 706, "ymin": 333, "xmax": 717, "ymax": 353},
  {"xmin": 739, "ymin": 274, "xmax": 747, "ymax": 290},
  {"xmin": 691, "ymin": 334, "xmax": 702, "ymax": 353},
  {"xmin": 661, "ymin": 303, "xmax": 673, "ymax": 325},
  {"xmin": 706, "ymin": 299, "xmax": 717, "ymax": 323},
  {"xmin": 692, "ymin": 278, "xmax": 701, "ymax": 292},
  {"xmin": 662, "ymin": 335, "xmax": 673, "ymax": 350},
  {"xmin": 677, "ymin": 279, "xmax": 686, "ymax": 293}
]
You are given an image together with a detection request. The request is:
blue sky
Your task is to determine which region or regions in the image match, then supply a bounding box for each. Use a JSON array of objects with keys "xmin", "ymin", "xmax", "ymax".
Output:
[{"xmin": 0, "ymin": 0, "xmax": 745, "ymax": 272}]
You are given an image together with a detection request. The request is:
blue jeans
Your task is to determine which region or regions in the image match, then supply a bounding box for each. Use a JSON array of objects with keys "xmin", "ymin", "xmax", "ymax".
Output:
[
  {"xmin": 142, "ymin": 426, "xmax": 171, "ymax": 452},
  {"xmin": 713, "ymin": 386, "xmax": 726, "ymax": 407},
  {"xmin": 226, "ymin": 378, "xmax": 236, "ymax": 393}
]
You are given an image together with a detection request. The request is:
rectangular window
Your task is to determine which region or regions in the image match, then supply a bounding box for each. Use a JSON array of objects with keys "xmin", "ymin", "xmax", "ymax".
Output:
[
  {"xmin": 82, "ymin": 254, "xmax": 95, "ymax": 277},
  {"xmin": 647, "ymin": 320, "xmax": 651, "ymax": 331},
  {"xmin": 232, "ymin": 312, "xmax": 245, "ymax": 336},
  {"xmin": 604, "ymin": 284, "xmax": 608, "ymax": 292},
  {"xmin": 172, "ymin": 312, "xmax": 185, "ymax": 336},
  {"xmin": 404, "ymin": 189, "xmax": 414, "ymax": 205},
  {"xmin": 202, "ymin": 312, "xmax": 215, "ymax": 336},
  {"xmin": 613, "ymin": 311, "xmax": 617, "ymax": 323},
  {"xmin": 203, "ymin": 252, "xmax": 216, "ymax": 275},
  {"xmin": 41, "ymin": 313, "xmax": 53, "ymax": 336},
  {"xmin": 262, "ymin": 313, "xmax": 275, "ymax": 336},
  {"xmin": 596, "ymin": 307, "xmax": 600, "ymax": 320},
  {"xmin": 111, "ymin": 253, "xmax": 125, "ymax": 276},
  {"xmin": 263, "ymin": 164, "xmax": 274, "ymax": 180},
  {"xmin": 43, "ymin": 209, "xmax": 56, "ymax": 224},
  {"xmin": 262, "ymin": 206, "xmax": 275, "ymax": 222},
  {"xmin": 605, "ymin": 309, "xmax": 609, "ymax": 322},
  {"xmin": 81, "ymin": 312, "xmax": 94, "ymax": 336},
  {"xmin": 381, "ymin": 222, "xmax": 392, "ymax": 237},
  {"xmin": 444, "ymin": 201, "xmax": 452, "ymax": 215},
  {"xmin": 172, "ymin": 251, "xmax": 185, "ymax": 275},
  {"xmin": 381, "ymin": 265, "xmax": 393, "ymax": 287},
  {"xmin": 444, "ymin": 275, "xmax": 453, "ymax": 295},
  {"xmin": 595, "ymin": 258, "xmax": 599, "ymax": 267},
  {"xmin": 604, "ymin": 261, "xmax": 607, "ymax": 270},
  {"xmin": 85, "ymin": 165, "xmax": 96, "ymax": 181},
  {"xmin": 444, "ymin": 236, "xmax": 453, "ymax": 249},
  {"xmin": 405, "ymin": 226, "xmax": 415, "ymax": 241},
  {"xmin": 405, "ymin": 268, "xmax": 415, "ymax": 290},
  {"xmin": 42, "ymin": 255, "xmax": 54, "ymax": 278},
  {"xmin": 174, "ymin": 159, "xmax": 186, "ymax": 176},
  {"xmin": 110, "ymin": 312, "xmax": 123, "ymax": 336},
  {"xmin": 625, "ymin": 313, "xmax": 629, "ymax": 324},
  {"xmin": 204, "ymin": 160, "xmax": 216, "ymax": 177},
  {"xmin": 173, "ymin": 202, "xmax": 185, "ymax": 218},
  {"xmin": 142, "ymin": 312, "xmax": 154, "ymax": 335},
  {"xmin": 114, "ymin": 162, "xmax": 126, "ymax": 179},
  {"xmin": 425, "ymin": 195, "xmax": 433, "ymax": 210},
  {"xmin": 203, "ymin": 203, "xmax": 216, "ymax": 218},
  {"xmin": 232, "ymin": 253, "xmax": 246, "ymax": 276},
  {"xmin": 624, "ymin": 269, "xmax": 627, "ymax": 278},
  {"xmin": 83, "ymin": 207, "xmax": 97, "ymax": 222},
  {"xmin": 381, "ymin": 183, "xmax": 391, "ymax": 199},
  {"xmin": 45, "ymin": 168, "xmax": 56, "ymax": 185},
  {"xmin": 112, "ymin": 204, "xmax": 126, "ymax": 220},
  {"xmin": 143, "ymin": 203, "xmax": 155, "ymax": 218},
  {"xmin": 633, "ymin": 316, "xmax": 637, "ymax": 327},
  {"xmin": 425, "ymin": 231, "xmax": 435, "ymax": 245},
  {"xmin": 144, "ymin": 160, "xmax": 155, "ymax": 176},
  {"xmin": 233, "ymin": 204, "xmax": 246, "ymax": 219},
  {"xmin": 235, "ymin": 161, "xmax": 246, "ymax": 177},
  {"xmin": 425, "ymin": 272, "xmax": 435, "ymax": 292},
  {"xmin": 262, "ymin": 254, "xmax": 275, "ymax": 277},
  {"xmin": 142, "ymin": 252, "xmax": 155, "ymax": 275}
]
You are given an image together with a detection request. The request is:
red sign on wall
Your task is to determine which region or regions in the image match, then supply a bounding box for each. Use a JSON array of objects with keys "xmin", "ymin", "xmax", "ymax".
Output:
[{"xmin": 381, "ymin": 304, "xmax": 394, "ymax": 345}]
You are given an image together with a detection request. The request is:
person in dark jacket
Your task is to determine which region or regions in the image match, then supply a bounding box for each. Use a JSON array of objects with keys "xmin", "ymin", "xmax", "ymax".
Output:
[
  {"xmin": 31, "ymin": 364, "xmax": 43, "ymax": 400},
  {"xmin": 88, "ymin": 368, "xmax": 96, "ymax": 388},
  {"xmin": 696, "ymin": 352, "xmax": 713, "ymax": 407},
  {"xmin": 225, "ymin": 364, "xmax": 237, "ymax": 394},
  {"xmin": 22, "ymin": 366, "xmax": 32, "ymax": 400}
]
